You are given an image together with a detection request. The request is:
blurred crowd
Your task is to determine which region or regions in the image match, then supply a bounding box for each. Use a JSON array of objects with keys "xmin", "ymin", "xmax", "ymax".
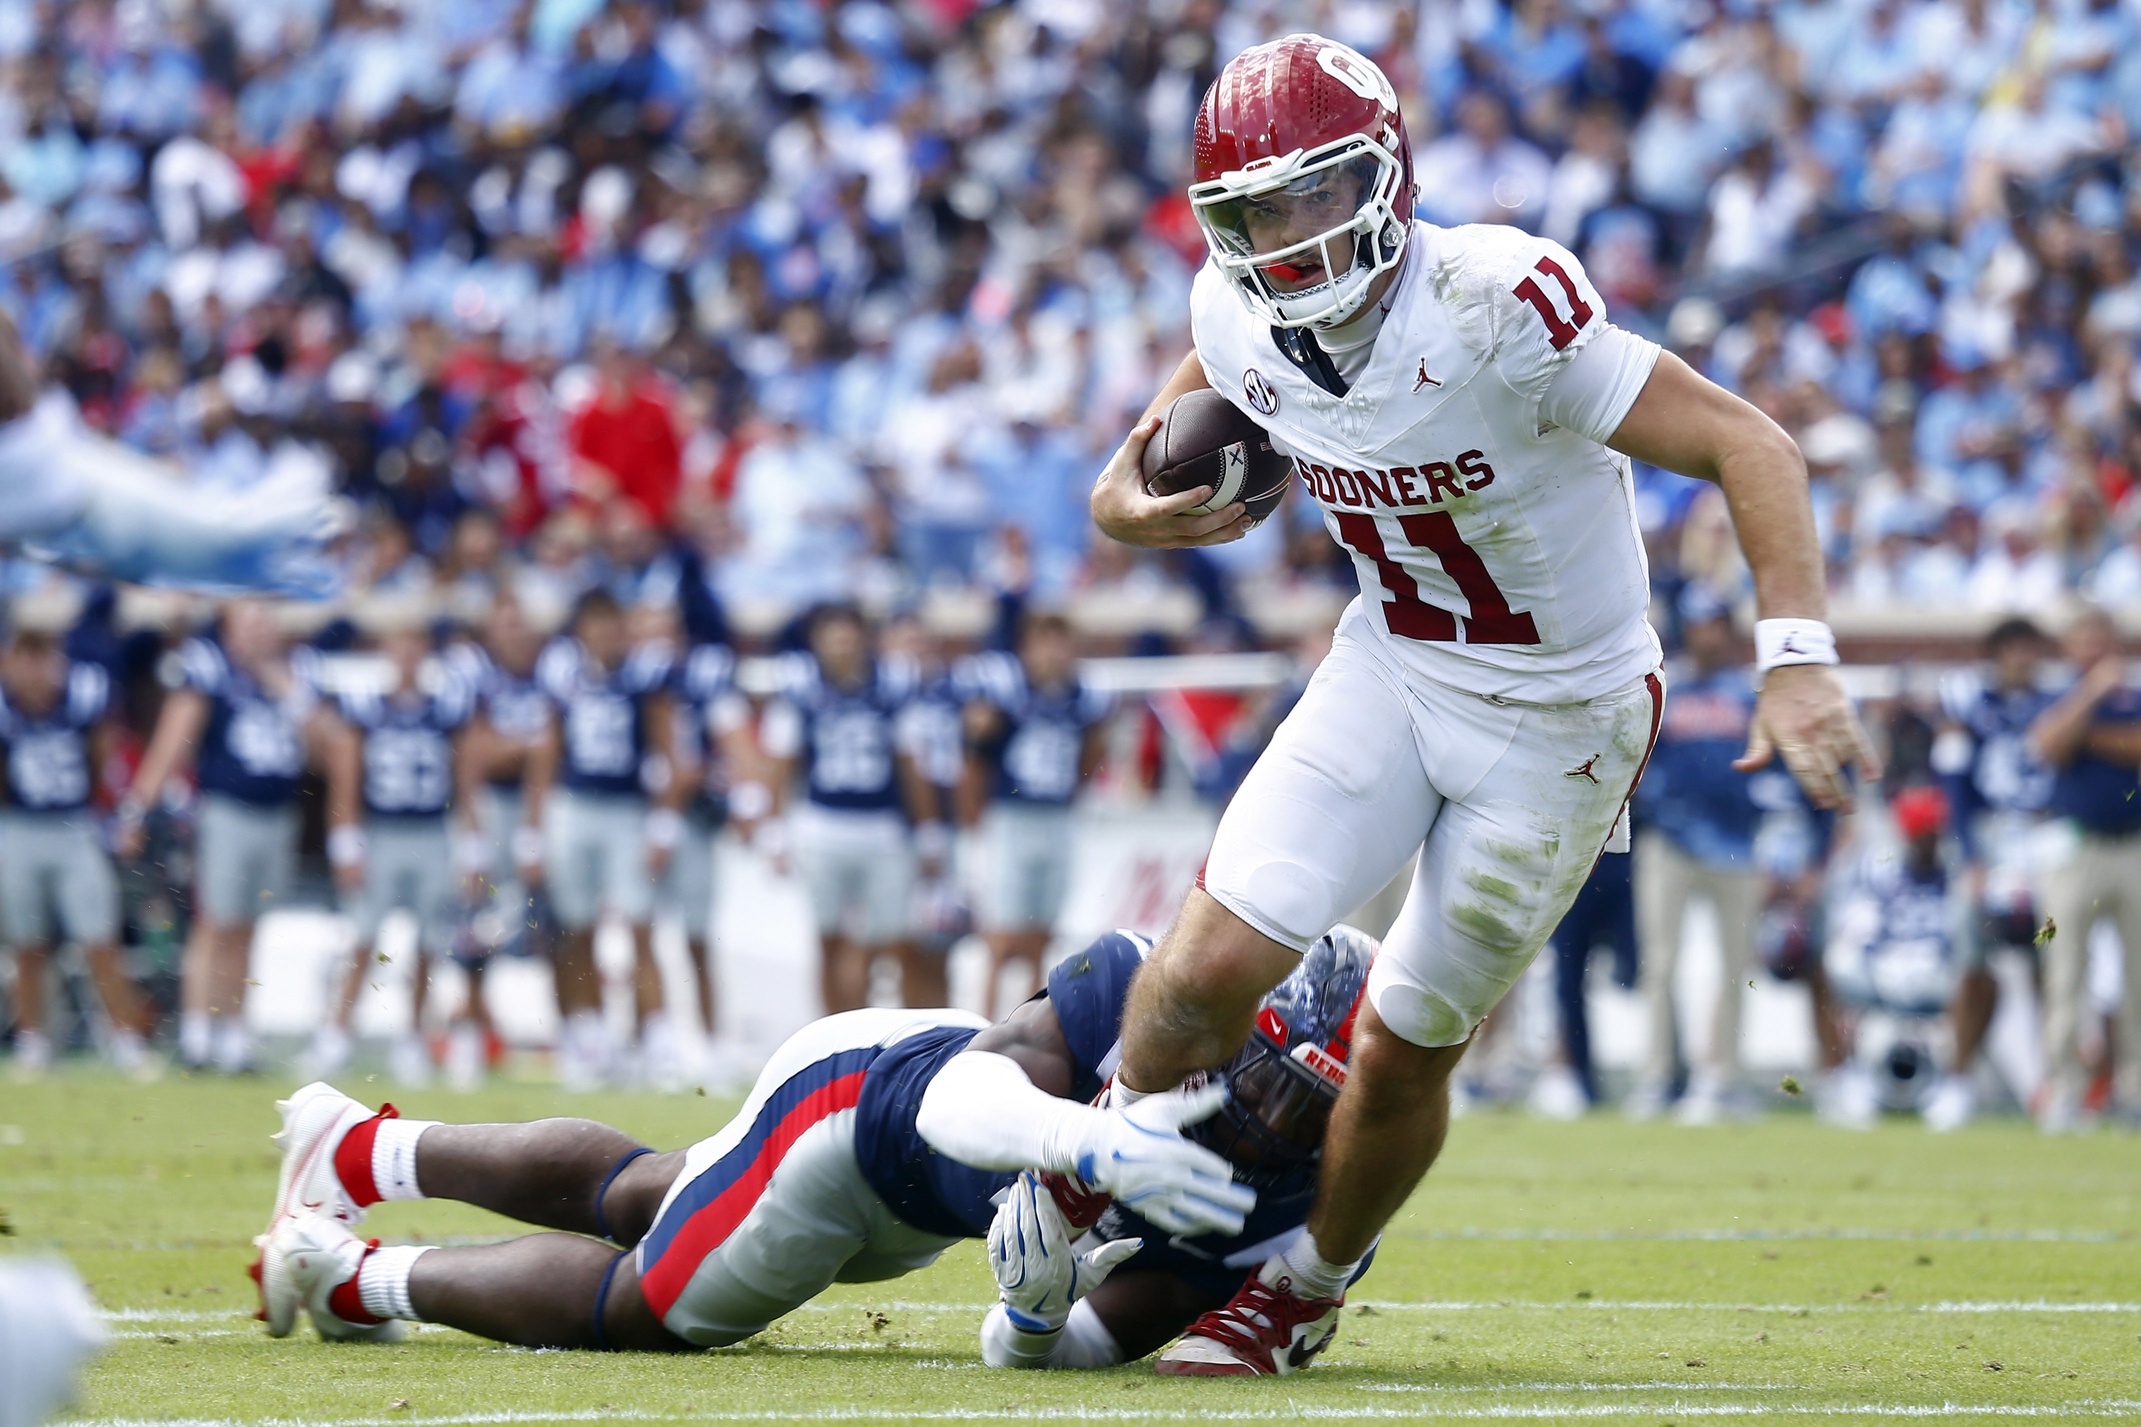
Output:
[
  {"xmin": 0, "ymin": 0, "xmax": 2135, "ymax": 630},
  {"xmin": 2, "ymin": 0, "xmax": 2141, "ymax": 1123}
]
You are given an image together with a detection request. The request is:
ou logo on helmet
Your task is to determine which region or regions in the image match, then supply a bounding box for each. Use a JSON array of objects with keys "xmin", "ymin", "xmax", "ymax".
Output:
[
  {"xmin": 1316, "ymin": 42, "xmax": 1396, "ymax": 108},
  {"xmin": 1242, "ymin": 368, "xmax": 1280, "ymax": 416}
]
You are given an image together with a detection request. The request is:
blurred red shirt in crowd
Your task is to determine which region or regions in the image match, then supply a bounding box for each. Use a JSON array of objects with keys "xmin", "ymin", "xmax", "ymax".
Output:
[{"xmin": 568, "ymin": 347, "xmax": 683, "ymax": 526}]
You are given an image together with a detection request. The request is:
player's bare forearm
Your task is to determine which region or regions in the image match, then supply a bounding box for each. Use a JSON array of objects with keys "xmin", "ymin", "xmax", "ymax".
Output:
[
  {"xmin": 1610, "ymin": 352, "xmax": 1875, "ymax": 807},
  {"xmin": 1607, "ymin": 351, "xmax": 1824, "ymax": 621},
  {"xmin": 2028, "ymin": 660, "xmax": 2120, "ymax": 765},
  {"xmin": 0, "ymin": 307, "xmax": 36, "ymax": 423},
  {"xmin": 316, "ymin": 714, "xmax": 363, "ymax": 833},
  {"xmin": 1090, "ymin": 347, "xmax": 1248, "ymax": 550},
  {"xmin": 2080, "ymin": 724, "xmax": 2141, "ymax": 767},
  {"xmin": 127, "ymin": 689, "xmax": 208, "ymax": 810}
]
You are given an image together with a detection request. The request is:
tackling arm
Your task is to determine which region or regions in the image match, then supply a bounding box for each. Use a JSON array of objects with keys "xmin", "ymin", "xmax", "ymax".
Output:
[
  {"xmin": 1607, "ymin": 352, "xmax": 1879, "ymax": 809},
  {"xmin": 915, "ymin": 997, "xmax": 1254, "ymax": 1236}
]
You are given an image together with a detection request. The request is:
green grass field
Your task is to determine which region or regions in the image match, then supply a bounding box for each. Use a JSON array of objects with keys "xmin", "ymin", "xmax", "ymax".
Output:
[{"xmin": 5, "ymin": 1071, "xmax": 2139, "ymax": 1425}]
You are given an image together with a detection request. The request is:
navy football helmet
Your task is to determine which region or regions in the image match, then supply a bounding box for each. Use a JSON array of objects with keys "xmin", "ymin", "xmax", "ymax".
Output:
[{"xmin": 1191, "ymin": 925, "xmax": 1375, "ymax": 1185}]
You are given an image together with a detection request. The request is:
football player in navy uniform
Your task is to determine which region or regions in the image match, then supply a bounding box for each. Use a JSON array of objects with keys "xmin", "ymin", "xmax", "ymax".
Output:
[
  {"xmin": 307, "ymin": 610, "xmax": 479, "ymax": 1085},
  {"xmin": 250, "ymin": 928, "xmax": 1375, "ymax": 1366},
  {"xmin": 446, "ymin": 596, "xmax": 558, "ymax": 1087},
  {"xmin": 762, "ymin": 605, "xmax": 942, "ymax": 1015},
  {"xmin": 1627, "ymin": 587, "xmax": 1775, "ymax": 1124},
  {"xmin": 882, "ymin": 611, "xmax": 967, "ymax": 1011},
  {"xmin": 119, "ymin": 599, "xmax": 349, "ymax": 1073},
  {"xmin": 522, "ymin": 589, "xmax": 683, "ymax": 1089},
  {"xmin": 1824, "ymin": 785, "xmax": 1970, "ymax": 1120},
  {"xmin": 2025, "ymin": 607, "xmax": 2141, "ymax": 1132},
  {"xmin": 1926, "ymin": 616, "xmax": 2054, "ymax": 1130},
  {"xmin": 660, "ymin": 636, "xmax": 765, "ymax": 1067},
  {"xmin": 958, "ymin": 612, "xmax": 1110, "ymax": 1015},
  {"xmin": 0, "ymin": 623, "xmax": 151, "ymax": 1075}
]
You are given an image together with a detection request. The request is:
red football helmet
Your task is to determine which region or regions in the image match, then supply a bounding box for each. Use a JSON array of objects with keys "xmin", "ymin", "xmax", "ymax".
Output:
[{"xmin": 1190, "ymin": 34, "xmax": 1415, "ymax": 331}]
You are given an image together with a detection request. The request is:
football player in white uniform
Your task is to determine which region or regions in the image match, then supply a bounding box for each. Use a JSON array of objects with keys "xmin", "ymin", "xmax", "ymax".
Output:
[
  {"xmin": 0, "ymin": 311, "xmax": 340, "ymax": 597},
  {"xmin": 1086, "ymin": 34, "xmax": 1878, "ymax": 1375}
]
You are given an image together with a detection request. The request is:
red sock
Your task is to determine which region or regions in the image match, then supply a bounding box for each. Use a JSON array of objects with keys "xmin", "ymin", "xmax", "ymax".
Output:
[
  {"xmin": 327, "ymin": 1240, "xmax": 382, "ymax": 1325},
  {"xmin": 332, "ymin": 1105, "xmax": 399, "ymax": 1208}
]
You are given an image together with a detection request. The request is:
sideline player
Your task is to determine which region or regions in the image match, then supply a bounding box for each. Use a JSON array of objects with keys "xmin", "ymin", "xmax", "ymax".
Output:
[
  {"xmin": 308, "ymin": 612, "xmax": 479, "ymax": 1084},
  {"xmin": 522, "ymin": 589, "xmax": 682, "ymax": 1088},
  {"xmin": 661, "ymin": 633, "xmax": 764, "ymax": 1062},
  {"xmin": 0, "ymin": 623, "xmax": 151, "ymax": 1074},
  {"xmin": 1927, "ymin": 616, "xmax": 2053, "ymax": 1130},
  {"xmin": 0, "ymin": 310, "xmax": 338, "ymax": 596},
  {"xmin": 252, "ymin": 929, "xmax": 1372, "ymax": 1360},
  {"xmin": 1086, "ymin": 35, "xmax": 1875, "ymax": 1373},
  {"xmin": 446, "ymin": 596, "xmax": 558, "ymax": 1085},
  {"xmin": 763, "ymin": 605, "xmax": 940, "ymax": 1014},
  {"xmin": 958, "ymin": 612, "xmax": 1109, "ymax": 1014},
  {"xmin": 119, "ymin": 600, "xmax": 350, "ymax": 1073}
]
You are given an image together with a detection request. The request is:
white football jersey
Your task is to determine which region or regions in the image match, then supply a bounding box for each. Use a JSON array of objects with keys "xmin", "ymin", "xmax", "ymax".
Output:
[{"xmin": 1192, "ymin": 222, "xmax": 1662, "ymax": 703}]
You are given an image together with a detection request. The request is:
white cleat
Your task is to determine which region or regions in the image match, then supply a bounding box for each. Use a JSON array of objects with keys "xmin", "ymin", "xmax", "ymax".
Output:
[
  {"xmin": 1817, "ymin": 1065, "xmax": 1878, "ymax": 1130},
  {"xmin": 388, "ymin": 1034, "xmax": 432, "ymax": 1088},
  {"xmin": 1528, "ymin": 1064, "xmax": 1589, "ymax": 1121},
  {"xmin": 302, "ymin": 1024, "xmax": 354, "ymax": 1081},
  {"xmin": 1922, "ymin": 1074, "xmax": 1975, "ymax": 1133},
  {"xmin": 268, "ymin": 1082, "xmax": 380, "ymax": 1233},
  {"xmin": 443, "ymin": 1022, "xmax": 485, "ymax": 1092},
  {"xmin": 263, "ymin": 1215, "xmax": 403, "ymax": 1343}
]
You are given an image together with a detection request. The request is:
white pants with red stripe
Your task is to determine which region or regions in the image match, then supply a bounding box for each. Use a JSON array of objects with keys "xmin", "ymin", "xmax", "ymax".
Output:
[
  {"xmin": 1203, "ymin": 619, "xmax": 1664, "ymax": 1049},
  {"xmin": 635, "ymin": 1007, "xmax": 985, "ymax": 1347}
]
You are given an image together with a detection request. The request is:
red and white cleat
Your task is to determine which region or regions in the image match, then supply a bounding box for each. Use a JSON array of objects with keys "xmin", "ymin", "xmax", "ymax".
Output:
[
  {"xmin": 258, "ymin": 1214, "xmax": 404, "ymax": 1343},
  {"xmin": 269, "ymin": 1082, "xmax": 389, "ymax": 1231},
  {"xmin": 252, "ymin": 1083, "xmax": 391, "ymax": 1328},
  {"xmin": 1154, "ymin": 1271, "xmax": 1343, "ymax": 1377}
]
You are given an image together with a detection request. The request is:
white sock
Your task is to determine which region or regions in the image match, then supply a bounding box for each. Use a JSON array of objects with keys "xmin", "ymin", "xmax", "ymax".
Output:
[
  {"xmin": 179, "ymin": 1011, "xmax": 212, "ymax": 1066},
  {"xmin": 1266, "ymin": 1232, "xmax": 1359, "ymax": 1301},
  {"xmin": 356, "ymin": 1244, "xmax": 433, "ymax": 1321},
  {"xmin": 108, "ymin": 1028, "xmax": 146, "ymax": 1071},
  {"xmin": 372, "ymin": 1117, "xmax": 439, "ymax": 1202},
  {"xmin": 211, "ymin": 1015, "xmax": 251, "ymax": 1073}
]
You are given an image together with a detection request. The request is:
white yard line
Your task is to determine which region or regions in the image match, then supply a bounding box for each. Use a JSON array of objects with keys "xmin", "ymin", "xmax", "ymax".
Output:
[
  {"xmin": 94, "ymin": 1299, "xmax": 2141, "ymax": 1327},
  {"xmin": 63, "ymin": 1403, "xmax": 2141, "ymax": 1425}
]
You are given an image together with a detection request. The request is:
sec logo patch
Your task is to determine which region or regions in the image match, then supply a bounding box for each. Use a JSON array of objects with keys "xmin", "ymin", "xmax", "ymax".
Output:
[{"xmin": 1243, "ymin": 368, "xmax": 1279, "ymax": 416}]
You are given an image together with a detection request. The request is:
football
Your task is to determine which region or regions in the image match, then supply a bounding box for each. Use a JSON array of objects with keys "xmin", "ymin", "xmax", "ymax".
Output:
[{"xmin": 1140, "ymin": 388, "xmax": 1292, "ymax": 528}]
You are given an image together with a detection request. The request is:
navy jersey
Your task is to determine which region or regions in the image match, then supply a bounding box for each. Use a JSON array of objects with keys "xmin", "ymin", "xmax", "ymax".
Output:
[
  {"xmin": 535, "ymin": 637, "xmax": 672, "ymax": 797},
  {"xmin": 767, "ymin": 655, "xmax": 917, "ymax": 813},
  {"xmin": 672, "ymin": 642, "xmax": 747, "ymax": 767},
  {"xmin": 1935, "ymin": 673, "xmax": 2055, "ymax": 858},
  {"xmin": 902, "ymin": 671, "xmax": 965, "ymax": 794},
  {"xmin": 338, "ymin": 671, "xmax": 475, "ymax": 818},
  {"xmin": 454, "ymin": 645, "xmax": 552, "ymax": 789},
  {"xmin": 1633, "ymin": 665, "xmax": 1763, "ymax": 867},
  {"xmin": 2046, "ymin": 682, "xmax": 2141, "ymax": 836},
  {"xmin": 177, "ymin": 637, "xmax": 318, "ymax": 807},
  {"xmin": 1831, "ymin": 854, "xmax": 1962, "ymax": 1016},
  {"xmin": 0, "ymin": 662, "xmax": 109, "ymax": 812},
  {"xmin": 958, "ymin": 651, "xmax": 1109, "ymax": 806},
  {"xmin": 853, "ymin": 930, "xmax": 1327, "ymax": 1297}
]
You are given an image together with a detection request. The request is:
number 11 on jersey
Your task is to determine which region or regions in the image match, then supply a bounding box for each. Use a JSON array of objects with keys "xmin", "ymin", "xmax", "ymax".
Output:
[{"xmin": 1332, "ymin": 511, "xmax": 1540, "ymax": 645}]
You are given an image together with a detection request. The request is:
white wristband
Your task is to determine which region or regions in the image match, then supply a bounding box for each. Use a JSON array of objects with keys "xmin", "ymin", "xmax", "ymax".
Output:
[
  {"xmin": 327, "ymin": 825, "xmax": 367, "ymax": 869},
  {"xmin": 645, "ymin": 807, "xmax": 685, "ymax": 851},
  {"xmin": 1754, "ymin": 618, "xmax": 1838, "ymax": 675}
]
